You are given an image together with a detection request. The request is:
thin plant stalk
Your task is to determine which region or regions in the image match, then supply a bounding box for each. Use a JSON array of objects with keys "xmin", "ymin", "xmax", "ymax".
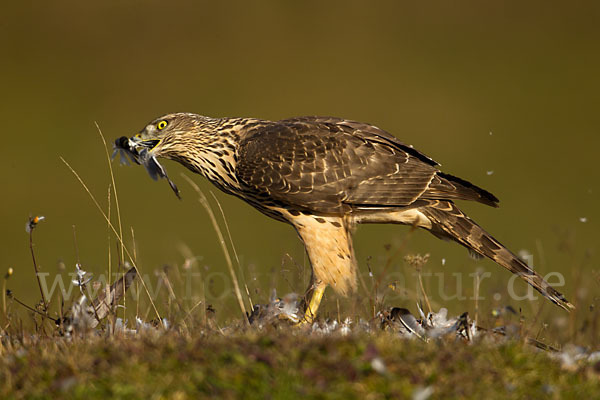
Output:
[
  {"xmin": 183, "ymin": 298, "xmax": 205, "ymax": 323},
  {"xmin": 107, "ymin": 184, "xmax": 112, "ymax": 289},
  {"xmin": 1, "ymin": 278, "xmax": 5, "ymax": 322},
  {"xmin": 366, "ymin": 257, "xmax": 377, "ymax": 317},
  {"xmin": 129, "ymin": 226, "xmax": 138, "ymax": 324},
  {"xmin": 210, "ymin": 191, "xmax": 254, "ymax": 310},
  {"xmin": 417, "ymin": 271, "xmax": 432, "ymax": 316},
  {"xmin": 474, "ymin": 271, "xmax": 481, "ymax": 326},
  {"xmin": 2, "ymin": 271, "xmax": 8, "ymax": 323},
  {"xmin": 7, "ymin": 293, "xmax": 57, "ymax": 323},
  {"xmin": 28, "ymin": 225, "xmax": 48, "ymax": 313},
  {"xmin": 182, "ymin": 174, "xmax": 249, "ymax": 325},
  {"xmin": 197, "ymin": 268, "xmax": 206, "ymax": 326},
  {"xmin": 405, "ymin": 254, "xmax": 432, "ymax": 315},
  {"xmin": 95, "ymin": 121, "xmax": 125, "ymax": 285},
  {"xmin": 106, "ymin": 184, "xmax": 116, "ymax": 333},
  {"xmin": 161, "ymin": 271, "xmax": 189, "ymax": 332},
  {"xmin": 374, "ymin": 227, "xmax": 416, "ymax": 296},
  {"xmin": 244, "ymin": 283, "xmax": 253, "ymax": 310}
]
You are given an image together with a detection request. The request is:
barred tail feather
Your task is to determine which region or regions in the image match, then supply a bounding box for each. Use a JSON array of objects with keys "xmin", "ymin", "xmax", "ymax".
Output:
[{"xmin": 420, "ymin": 201, "xmax": 574, "ymax": 311}]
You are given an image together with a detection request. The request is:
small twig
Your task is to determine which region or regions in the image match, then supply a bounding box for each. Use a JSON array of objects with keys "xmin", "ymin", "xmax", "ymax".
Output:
[
  {"xmin": 82, "ymin": 283, "xmax": 103, "ymax": 327},
  {"xmin": 27, "ymin": 217, "xmax": 48, "ymax": 313},
  {"xmin": 58, "ymin": 292, "xmax": 65, "ymax": 334},
  {"xmin": 2, "ymin": 268, "xmax": 13, "ymax": 322},
  {"xmin": 6, "ymin": 292, "xmax": 58, "ymax": 323}
]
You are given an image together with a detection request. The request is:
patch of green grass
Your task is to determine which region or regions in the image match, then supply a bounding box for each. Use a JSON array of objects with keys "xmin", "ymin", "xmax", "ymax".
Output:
[{"xmin": 1, "ymin": 330, "xmax": 599, "ymax": 399}]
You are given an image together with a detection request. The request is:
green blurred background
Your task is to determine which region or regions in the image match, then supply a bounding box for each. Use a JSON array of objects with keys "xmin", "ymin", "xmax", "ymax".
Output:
[{"xmin": 2, "ymin": 1, "xmax": 598, "ymax": 326}]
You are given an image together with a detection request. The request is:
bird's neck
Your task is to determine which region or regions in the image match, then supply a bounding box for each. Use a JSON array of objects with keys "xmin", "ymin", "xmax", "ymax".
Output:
[{"xmin": 179, "ymin": 122, "xmax": 243, "ymax": 192}]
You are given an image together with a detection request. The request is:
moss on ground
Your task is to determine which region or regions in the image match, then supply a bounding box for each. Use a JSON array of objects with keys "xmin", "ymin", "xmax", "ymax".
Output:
[{"xmin": 1, "ymin": 329, "xmax": 599, "ymax": 399}]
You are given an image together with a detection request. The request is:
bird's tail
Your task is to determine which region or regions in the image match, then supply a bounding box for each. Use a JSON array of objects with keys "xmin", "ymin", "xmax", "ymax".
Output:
[{"xmin": 419, "ymin": 200, "xmax": 574, "ymax": 311}]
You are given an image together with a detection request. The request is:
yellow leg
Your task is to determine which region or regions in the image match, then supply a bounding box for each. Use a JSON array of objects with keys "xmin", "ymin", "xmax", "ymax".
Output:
[{"xmin": 300, "ymin": 282, "xmax": 327, "ymax": 324}]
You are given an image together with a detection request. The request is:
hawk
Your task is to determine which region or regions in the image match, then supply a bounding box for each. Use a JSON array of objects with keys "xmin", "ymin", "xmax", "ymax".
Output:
[{"xmin": 115, "ymin": 113, "xmax": 573, "ymax": 322}]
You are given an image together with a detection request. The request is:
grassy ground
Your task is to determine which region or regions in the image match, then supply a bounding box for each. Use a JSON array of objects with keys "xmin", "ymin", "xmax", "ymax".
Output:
[{"xmin": 1, "ymin": 327, "xmax": 599, "ymax": 399}]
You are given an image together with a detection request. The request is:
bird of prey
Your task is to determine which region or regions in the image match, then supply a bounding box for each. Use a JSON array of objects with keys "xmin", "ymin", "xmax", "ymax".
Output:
[{"xmin": 115, "ymin": 113, "xmax": 573, "ymax": 322}]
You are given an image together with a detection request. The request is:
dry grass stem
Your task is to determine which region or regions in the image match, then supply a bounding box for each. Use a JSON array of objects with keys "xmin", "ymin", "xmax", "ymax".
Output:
[
  {"xmin": 106, "ymin": 185, "xmax": 112, "ymax": 287},
  {"xmin": 28, "ymin": 221, "xmax": 48, "ymax": 313},
  {"xmin": 474, "ymin": 271, "xmax": 481, "ymax": 325},
  {"xmin": 210, "ymin": 191, "xmax": 254, "ymax": 309},
  {"xmin": 181, "ymin": 174, "xmax": 249, "ymax": 325},
  {"xmin": 405, "ymin": 254, "xmax": 432, "ymax": 315},
  {"xmin": 95, "ymin": 122, "xmax": 125, "ymax": 285}
]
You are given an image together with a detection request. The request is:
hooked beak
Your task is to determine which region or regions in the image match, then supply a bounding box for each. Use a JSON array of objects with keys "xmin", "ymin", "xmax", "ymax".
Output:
[{"xmin": 130, "ymin": 134, "xmax": 161, "ymax": 152}]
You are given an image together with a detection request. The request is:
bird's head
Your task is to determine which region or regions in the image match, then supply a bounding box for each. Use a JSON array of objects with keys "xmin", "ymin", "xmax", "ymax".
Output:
[
  {"xmin": 129, "ymin": 112, "xmax": 217, "ymax": 160},
  {"xmin": 113, "ymin": 112, "xmax": 232, "ymax": 198},
  {"xmin": 113, "ymin": 113, "xmax": 217, "ymax": 199}
]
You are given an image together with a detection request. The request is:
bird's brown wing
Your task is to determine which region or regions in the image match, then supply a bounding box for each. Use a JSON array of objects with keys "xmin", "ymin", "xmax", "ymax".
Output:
[
  {"xmin": 236, "ymin": 118, "xmax": 494, "ymax": 214},
  {"xmin": 280, "ymin": 116, "xmax": 440, "ymax": 167},
  {"xmin": 236, "ymin": 117, "xmax": 482, "ymax": 214},
  {"xmin": 282, "ymin": 117, "xmax": 499, "ymax": 207}
]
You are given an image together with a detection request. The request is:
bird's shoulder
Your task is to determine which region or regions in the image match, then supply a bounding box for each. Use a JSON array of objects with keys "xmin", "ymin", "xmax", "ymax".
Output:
[
  {"xmin": 230, "ymin": 115, "xmax": 439, "ymax": 167},
  {"xmin": 279, "ymin": 116, "xmax": 439, "ymax": 166}
]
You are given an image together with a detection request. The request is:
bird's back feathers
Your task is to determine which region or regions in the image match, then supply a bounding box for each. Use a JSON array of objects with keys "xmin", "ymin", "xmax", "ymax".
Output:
[{"xmin": 237, "ymin": 116, "xmax": 497, "ymax": 213}]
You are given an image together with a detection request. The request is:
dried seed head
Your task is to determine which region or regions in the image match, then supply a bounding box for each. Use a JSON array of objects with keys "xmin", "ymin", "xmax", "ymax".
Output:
[
  {"xmin": 25, "ymin": 215, "xmax": 45, "ymax": 233},
  {"xmin": 404, "ymin": 253, "xmax": 430, "ymax": 271}
]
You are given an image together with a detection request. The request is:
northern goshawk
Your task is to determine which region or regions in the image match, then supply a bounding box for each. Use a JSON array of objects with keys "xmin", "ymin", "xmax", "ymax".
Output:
[{"xmin": 115, "ymin": 113, "xmax": 573, "ymax": 322}]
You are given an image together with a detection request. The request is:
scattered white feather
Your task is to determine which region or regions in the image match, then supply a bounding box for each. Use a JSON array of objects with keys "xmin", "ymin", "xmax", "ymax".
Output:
[
  {"xmin": 412, "ymin": 386, "xmax": 434, "ymax": 400},
  {"xmin": 371, "ymin": 357, "xmax": 387, "ymax": 374}
]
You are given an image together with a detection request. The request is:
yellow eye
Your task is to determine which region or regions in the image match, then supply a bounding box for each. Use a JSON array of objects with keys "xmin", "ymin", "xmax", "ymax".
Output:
[{"xmin": 157, "ymin": 120, "xmax": 168, "ymax": 130}]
